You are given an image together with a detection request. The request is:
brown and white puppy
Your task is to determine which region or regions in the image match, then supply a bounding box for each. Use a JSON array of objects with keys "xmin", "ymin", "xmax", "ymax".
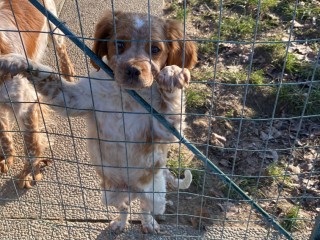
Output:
[
  {"xmin": 0, "ymin": 10, "xmax": 197, "ymax": 233},
  {"xmin": 0, "ymin": 0, "xmax": 75, "ymax": 188}
]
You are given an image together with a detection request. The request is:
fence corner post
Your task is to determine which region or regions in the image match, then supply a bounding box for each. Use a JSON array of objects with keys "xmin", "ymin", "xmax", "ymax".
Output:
[{"xmin": 310, "ymin": 214, "xmax": 320, "ymax": 240}]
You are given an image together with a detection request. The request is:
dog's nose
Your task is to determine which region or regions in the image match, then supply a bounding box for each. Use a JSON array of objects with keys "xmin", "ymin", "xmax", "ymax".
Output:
[{"xmin": 125, "ymin": 65, "xmax": 141, "ymax": 78}]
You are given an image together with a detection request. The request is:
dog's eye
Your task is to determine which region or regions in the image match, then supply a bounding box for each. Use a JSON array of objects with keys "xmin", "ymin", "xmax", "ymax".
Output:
[
  {"xmin": 116, "ymin": 41, "xmax": 125, "ymax": 53},
  {"xmin": 151, "ymin": 45, "xmax": 161, "ymax": 54}
]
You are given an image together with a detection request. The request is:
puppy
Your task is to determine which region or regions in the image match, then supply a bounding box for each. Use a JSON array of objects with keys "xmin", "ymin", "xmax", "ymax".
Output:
[
  {"xmin": 0, "ymin": 0, "xmax": 75, "ymax": 188},
  {"xmin": 0, "ymin": 10, "xmax": 197, "ymax": 233}
]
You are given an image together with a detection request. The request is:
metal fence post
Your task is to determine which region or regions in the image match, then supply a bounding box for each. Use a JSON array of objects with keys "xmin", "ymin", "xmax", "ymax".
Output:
[{"xmin": 310, "ymin": 214, "xmax": 320, "ymax": 240}]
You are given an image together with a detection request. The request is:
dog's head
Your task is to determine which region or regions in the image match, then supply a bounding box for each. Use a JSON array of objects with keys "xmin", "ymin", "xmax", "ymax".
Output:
[{"xmin": 91, "ymin": 10, "xmax": 197, "ymax": 90}]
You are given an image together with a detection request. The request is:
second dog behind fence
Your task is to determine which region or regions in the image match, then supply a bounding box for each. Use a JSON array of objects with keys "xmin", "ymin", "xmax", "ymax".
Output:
[
  {"xmin": 0, "ymin": 9, "xmax": 197, "ymax": 233},
  {"xmin": 0, "ymin": 0, "xmax": 75, "ymax": 188}
]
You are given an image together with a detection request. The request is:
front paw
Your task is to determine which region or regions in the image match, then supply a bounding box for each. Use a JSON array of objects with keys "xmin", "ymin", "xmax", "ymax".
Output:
[
  {"xmin": 0, "ymin": 156, "xmax": 14, "ymax": 174},
  {"xmin": 110, "ymin": 220, "xmax": 127, "ymax": 233},
  {"xmin": 18, "ymin": 158, "xmax": 52, "ymax": 189},
  {"xmin": 0, "ymin": 53, "xmax": 30, "ymax": 77},
  {"xmin": 157, "ymin": 65, "xmax": 190, "ymax": 92},
  {"xmin": 141, "ymin": 219, "xmax": 160, "ymax": 234}
]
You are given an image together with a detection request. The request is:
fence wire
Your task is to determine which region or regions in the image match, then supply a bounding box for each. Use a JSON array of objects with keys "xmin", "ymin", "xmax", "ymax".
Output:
[{"xmin": 0, "ymin": 0, "xmax": 319, "ymax": 239}]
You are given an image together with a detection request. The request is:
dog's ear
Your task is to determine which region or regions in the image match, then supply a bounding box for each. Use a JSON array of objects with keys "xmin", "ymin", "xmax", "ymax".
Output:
[
  {"xmin": 91, "ymin": 10, "xmax": 118, "ymax": 70},
  {"xmin": 165, "ymin": 19, "xmax": 197, "ymax": 69}
]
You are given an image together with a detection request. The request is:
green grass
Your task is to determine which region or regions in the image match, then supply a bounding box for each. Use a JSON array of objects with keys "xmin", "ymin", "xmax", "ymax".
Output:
[
  {"xmin": 266, "ymin": 163, "xmax": 283, "ymax": 177},
  {"xmin": 221, "ymin": 70, "xmax": 247, "ymax": 84},
  {"xmin": 186, "ymin": 89, "xmax": 206, "ymax": 108},
  {"xmin": 237, "ymin": 178, "xmax": 266, "ymax": 199},
  {"xmin": 198, "ymin": 41, "xmax": 217, "ymax": 55},
  {"xmin": 273, "ymin": 0, "xmax": 320, "ymax": 22},
  {"xmin": 221, "ymin": 15, "xmax": 256, "ymax": 41},
  {"xmin": 280, "ymin": 206, "xmax": 301, "ymax": 231},
  {"xmin": 220, "ymin": 177, "xmax": 266, "ymax": 199},
  {"xmin": 266, "ymin": 162, "xmax": 291, "ymax": 184},
  {"xmin": 192, "ymin": 66, "xmax": 215, "ymax": 81},
  {"xmin": 213, "ymin": 0, "xmax": 281, "ymax": 37},
  {"xmin": 221, "ymin": 69, "xmax": 266, "ymax": 85},
  {"xmin": 273, "ymin": 0, "xmax": 295, "ymax": 21},
  {"xmin": 225, "ymin": 109, "xmax": 235, "ymax": 118},
  {"xmin": 270, "ymin": 0, "xmax": 320, "ymax": 38},
  {"xmin": 295, "ymin": 62, "xmax": 320, "ymax": 81},
  {"xmin": 278, "ymin": 85, "xmax": 320, "ymax": 116},
  {"xmin": 254, "ymin": 44, "xmax": 303, "ymax": 75},
  {"xmin": 166, "ymin": 0, "xmax": 190, "ymax": 21},
  {"xmin": 250, "ymin": 69, "xmax": 265, "ymax": 85},
  {"xmin": 273, "ymin": 50, "xmax": 300, "ymax": 75},
  {"xmin": 284, "ymin": 53, "xmax": 299, "ymax": 74},
  {"xmin": 253, "ymin": 43, "xmax": 320, "ymax": 116},
  {"xmin": 169, "ymin": 0, "xmax": 320, "ymax": 118},
  {"xmin": 223, "ymin": 0, "xmax": 279, "ymax": 14},
  {"xmin": 186, "ymin": 85, "xmax": 211, "ymax": 110},
  {"xmin": 250, "ymin": 0, "xmax": 279, "ymax": 13},
  {"xmin": 167, "ymin": 154, "xmax": 189, "ymax": 177},
  {"xmin": 175, "ymin": 8, "xmax": 189, "ymax": 21},
  {"xmin": 276, "ymin": 53, "xmax": 320, "ymax": 116}
]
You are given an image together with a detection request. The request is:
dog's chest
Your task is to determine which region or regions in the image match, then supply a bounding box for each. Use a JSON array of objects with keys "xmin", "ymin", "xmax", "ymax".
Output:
[{"xmin": 92, "ymin": 82, "xmax": 154, "ymax": 142}]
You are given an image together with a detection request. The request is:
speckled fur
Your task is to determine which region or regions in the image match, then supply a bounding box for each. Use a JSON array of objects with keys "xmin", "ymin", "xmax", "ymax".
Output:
[
  {"xmin": 0, "ymin": 0, "xmax": 75, "ymax": 188},
  {"xmin": 0, "ymin": 10, "xmax": 197, "ymax": 232}
]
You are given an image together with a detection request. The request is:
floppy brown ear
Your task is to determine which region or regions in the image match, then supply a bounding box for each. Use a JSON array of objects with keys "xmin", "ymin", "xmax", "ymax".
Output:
[
  {"xmin": 165, "ymin": 19, "xmax": 197, "ymax": 69},
  {"xmin": 90, "ymin": 10, "xmax": 116, "ymax": 70}
]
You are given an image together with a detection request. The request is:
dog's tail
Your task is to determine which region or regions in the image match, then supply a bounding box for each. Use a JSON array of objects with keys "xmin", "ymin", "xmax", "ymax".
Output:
[{"xmin": 165, "ymin": 169, "xmax": 192, "ymax": 189}]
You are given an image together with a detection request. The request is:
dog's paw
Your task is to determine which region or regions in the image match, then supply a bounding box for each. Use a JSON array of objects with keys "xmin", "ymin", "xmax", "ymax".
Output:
[
  {"xmin": 0, "ymin": 53, "xmax": 30, "ymax": 77},
  {"xmin": 18, "ymin": 158, "xmax": 52, "ymax": 189},
  {"xmin": 157, "ymin": 65, "xmax": 190, "ymax": 92},
  {"xmin": 141, "ymin": 219, "xmax": 160, "ymax": 234},
  {"xmin": 110, "ymin": 220, "xmax": 127, "ymax": 233},
  {"xmin": 0, "ymin": 156, "xmax": 14, "ymax": 174}
]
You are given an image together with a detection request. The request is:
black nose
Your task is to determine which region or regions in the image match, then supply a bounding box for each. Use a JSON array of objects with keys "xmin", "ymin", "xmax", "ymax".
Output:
[{"xmin": 125, "ymin": 65, "xmax": 141, "ymax": 78}]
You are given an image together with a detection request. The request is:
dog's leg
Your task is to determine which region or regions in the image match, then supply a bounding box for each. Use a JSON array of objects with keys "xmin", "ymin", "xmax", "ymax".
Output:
[
  {"xmin": 101, "ymin": 179, "xmax": 130, "ymax": 233},
  {"xmin": 43, "ymin": 0, "xmax": 75, "ymax": 82},
  {"xmin": 51, "ymin": 30, "xmax": 75, "ymax": 82},
  {"xmin": 154, "ymin": 65, "xmax": 190, "ymax": 139},
  {"xmin": 139, "ymin": 171, "xmax": 166, "ymax": 233},
  {"xmin": 0, "ymin": 109, "xmax": 15, "ymax": 173},
  {"xmin": 102, "ymin": 192, "xmax": 129, "ymax": 233},
  {"xmin": 110, "ymin": 201, "xmax": 129, "ymax": 233},
  {"xmin": 0, "ymin": 54, "xmax": 92, "ymax": 116},
  {"xmin": 157, "ymin": 65, "xmax": 190, "ymax": 93},
  {"xmin": 18, "ymin": 104, "xmax": 51, "ymax": 189}
]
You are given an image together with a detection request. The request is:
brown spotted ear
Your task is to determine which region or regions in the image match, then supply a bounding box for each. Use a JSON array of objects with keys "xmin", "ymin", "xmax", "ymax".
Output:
[
  {"xmin": 91, "ymin": 10, "xmax": 118, "ymax": 70},
  {"xmin": 165, "ymin": 19, "xmax": 197, "ymax": 69}
]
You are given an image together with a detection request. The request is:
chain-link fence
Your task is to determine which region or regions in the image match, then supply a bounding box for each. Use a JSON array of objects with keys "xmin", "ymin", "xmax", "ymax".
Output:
[{"xmin": 0, "ymin": 0, "xmax": 319, "ymax": 239}]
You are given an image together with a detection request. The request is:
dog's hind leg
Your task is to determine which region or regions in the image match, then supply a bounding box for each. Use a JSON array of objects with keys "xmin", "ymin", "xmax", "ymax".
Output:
[
  {"xmin": 139, "ymin": 171, "xmax": 166, "ymax": 233},
  {"xmin": 110, "ymin": 201, "xmax": 129, "ymax": 233},
  {"xmin": 18, "ymin": 104, "xmax": 52, "ymax": 188},
  {"xmin": 101, "ymin": 179, "xmax": 130, "ymax": 233},
  {"xmin": 0, "ymin": 109, "xmax": 15, "ymax": 174},
  {"xmin": 42, "ymin": 0, "xmax": 75, "ymax": 82},
  {"xmin": 51, "ymin": 29, "xmax": 75, "ymax": 82}
]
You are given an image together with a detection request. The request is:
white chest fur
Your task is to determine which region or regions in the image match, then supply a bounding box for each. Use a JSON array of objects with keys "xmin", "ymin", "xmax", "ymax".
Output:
[{"xmin": 85, "ymin": 71, "xmax": 171, "ymax": 188}]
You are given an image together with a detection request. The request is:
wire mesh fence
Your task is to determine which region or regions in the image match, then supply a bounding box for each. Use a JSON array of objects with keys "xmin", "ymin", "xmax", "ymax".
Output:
[{"xmin": 0, "ymin": 0, "xmax": 319, "ymax": 239}]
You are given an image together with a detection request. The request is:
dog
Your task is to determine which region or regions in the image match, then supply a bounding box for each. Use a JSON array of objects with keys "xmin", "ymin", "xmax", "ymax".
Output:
[
  {"xmin": 0, "ymin": 0, "xmax": 75, "ymax": 188},
  {"xmin": 0, "ymin": 9, "xmax": 197, "ymax": 233}
]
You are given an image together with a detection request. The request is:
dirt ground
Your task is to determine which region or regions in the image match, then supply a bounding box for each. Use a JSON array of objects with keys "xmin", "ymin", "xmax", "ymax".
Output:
[{"xmin": 162, "ymin": 0, "xmax": 320, "ymax": 236}]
